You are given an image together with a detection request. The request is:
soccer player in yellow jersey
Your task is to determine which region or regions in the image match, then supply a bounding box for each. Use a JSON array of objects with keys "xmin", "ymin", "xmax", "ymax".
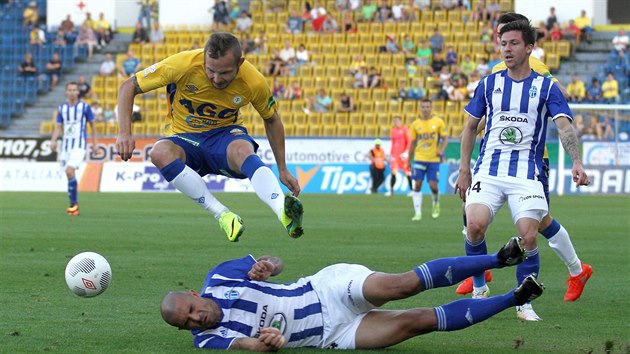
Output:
[
  {"xmin": 455, "ymin": 14, "xmax": 592, "ymax": 321},
  {"xmin": 408, "ymin": 99, "xmax": 448, "ymax": 221},
  {"xmin": 116, "ymin": 32, "xmax": 303, "ymax": 242}
]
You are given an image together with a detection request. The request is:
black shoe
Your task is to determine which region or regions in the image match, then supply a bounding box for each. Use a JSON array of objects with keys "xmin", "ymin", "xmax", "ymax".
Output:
[
  {"xmin": 514, "ymin": 274, "xmax": 545, "ymax": 305},
  {"xmin": 497, "ymin": 236, "xmax": 525, "ymax": 266}
]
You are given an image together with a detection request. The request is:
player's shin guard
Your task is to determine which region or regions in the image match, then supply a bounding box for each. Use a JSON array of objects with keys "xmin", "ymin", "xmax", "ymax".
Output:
[
  {"xmin": 242, "ymin": 155, "xmax": 284, "ymax": 218},
  {"xmin": 540, "ymin": 219, "xmax": 582, "ymax": 276},
  {"xmin": 415, "ymin": 254, "xmax": 500, "ymax": 290},
  {"xmin": 465, "ymin": 236, "xmax": 488, "ymax": 287},
  {"xmin": 434, "ymin": 291, "xmax": 517, "ymax": 331},
  {"xmin": 516, "ymin": 248, "xmax": 539, "ymax": 286}
]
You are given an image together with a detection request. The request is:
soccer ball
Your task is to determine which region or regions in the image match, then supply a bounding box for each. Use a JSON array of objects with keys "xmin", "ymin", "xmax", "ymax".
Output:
[{"xmin": 65, "ymin": 252, "xmax": 112, "ymax": 297}]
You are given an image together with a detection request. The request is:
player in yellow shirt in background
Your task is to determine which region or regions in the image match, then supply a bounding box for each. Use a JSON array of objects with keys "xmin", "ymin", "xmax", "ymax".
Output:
[
  {"xmin": 408, "ymin": 99, "xmax": 448, "ymax": 221},
  {"xmin": 116, "ymin": 32, "xmax": 304, "ymax": 242},
  {"xmin": 567, "ymin": 74, "xmax": 586, "ymax": 103},
  {"xmin": 456, "ymin": 14, "xmax": 592, "ymax": 320}
]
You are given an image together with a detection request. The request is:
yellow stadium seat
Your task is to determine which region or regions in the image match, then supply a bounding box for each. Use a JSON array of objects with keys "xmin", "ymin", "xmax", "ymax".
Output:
[
  {"xmin": 322, "ymin": 124, "xmax": 336, "ymax": 137},
  {"xmin": 387, "ymin": 100, "xmax": 401, "ymax": 114},
  {"xmin": 363, "ymin": 113, "xmax": 377, "ymax": 125},
  {"xmin": 336, "ymin": 124, "xmax": 350, "ymax": 137},
  {"xmin": 557, "ymin": 40, "xmax": 571, "ymax": 58},
  {"xmin": 372, "ymin": 89, "xmax": 387, "ymax": 101},
  {"xmin": 336, "ymin": 114, "xmax": 349, "ymax": 125},
  {"xmin": 294, "ymin": 125, "xmax": 307, "ymax": 136},
  {"xmin": 320, "ymin": 113, "xmax": 334, "ymax": 125},
  {"xmin": 547, "ymin": 53, "xmax": 560, "ymax": 70},
  {"xmin": 283, "ymin": 124, "xmax": 295, "ymax": 137},
  {"xmin": 39, "ymin": 121, "xmax": 55, "ymax": 135},
  {"xmin": 375, "ymin": 113, "xmax": 389, "ymax": 125},
  {"xmin": 420, "ymin": 10, "xmax": 433, "ymax": 22},
  {"xmin": 402, "ymin": 101, "xmax": 416, "ymax": 114},
  {"xmin": 132, "ymin": 122, "xmax": 146, "ymax": 135},
  {"xmin": 542, "ymin": 41, "xmax": 556, "ymax": 55},
  {"xmin": 145, "ymin": 122, "xmax": 162, "ymax": 135},
  {"xmin": 350, "ymin": 125, "xmax": 364, "ymax": 137},
  {"xmin": 374, "ymin": 101, "xmax": 387, "ymax": 113},
  {"xmin": 364, "ymin": 124, "xmax": 379, "ymax": 137},
  {"xmin": 308, "ymin": 125, "xmax": 322, "ymax": 137},
  {"xmin": 349, "ymin": 112, "xmax": 362, "ymax": 125}
]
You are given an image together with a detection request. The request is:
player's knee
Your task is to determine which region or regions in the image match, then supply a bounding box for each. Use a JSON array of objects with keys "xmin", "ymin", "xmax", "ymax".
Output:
[{"xmin": 149, "ymin": 141, "xmax": 183, "ymax": 167}]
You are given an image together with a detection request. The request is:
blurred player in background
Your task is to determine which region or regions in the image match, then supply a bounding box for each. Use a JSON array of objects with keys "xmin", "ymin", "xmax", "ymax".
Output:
[
  {"xmin": 160, "ymin": 237, "xmax": 544, "ymax": 351},
  {"xmin": 116, "ymin": 32, "xmax": 304, "ymax": 242},
  {"xmin": 385, "ymin": 115, "xmax": 413, "ymax": 196},
  {"xmin": 455, "ymin": 20, "xmax": 590, "ymax": 322},
  {"xmin": 50, "ymin": 81, "xmax": 97, "ymax": 216},
  {"xmin": 408, "ymin": 99, "xmax": 448, "ymax": 220},
  {"xmin": 457, "ymin": 13, "xmax": 592, "ymax": 313}
]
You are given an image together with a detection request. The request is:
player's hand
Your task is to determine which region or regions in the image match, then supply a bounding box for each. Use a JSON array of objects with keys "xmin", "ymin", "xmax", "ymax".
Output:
[
  {"xmin": 572, "ymin": 162, "xmax": 590, "ymax": 187},
  {"xmin": 258, "ymin": 327, "xmax": 285, "ymax": 351},
  {"xmin": 116, "ymin": 133, "xmax": 136, "ymax": 161},
  {"xmin": 454, "ymin": 170, "xmax": 471, "ymax": 202},
  {"xmin": 248, "ymin": 260, "xmax": 274, "ymax": 281},
  {"xmin": 279, "ymin": 169, "xmax": 301, "ymax": 196}
]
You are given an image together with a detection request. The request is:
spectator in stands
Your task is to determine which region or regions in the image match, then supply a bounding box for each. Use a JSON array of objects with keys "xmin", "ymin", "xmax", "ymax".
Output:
[
  {"xmin": 567, "ymin": 74, "xmax": 586, "ymax": 103},
  {"xmin": 23, "ymin": 1, "xmax": 39, "ymax": 28},
  {"xmin": 531, "ymin": 39, "xmax": 545, "ymax": 61},
  {"xmin": 341, "ymin": 11, "xmax": 357, "ymax": 33},
  {"xmin": 235, "ymin": 10, "xmax": 253, "ymax": 33},
  {"xmin": 18, "ymin": 53, "xmax": 38, "ymax": 78},
  {"xmin": 408, "ymin": 78, "xmax": 426, "ymax": 100},
  {"xmin": 337, "ymin": 91, "xmax": 356, "ymax": 112},
  {"xmin": 601, "ymin": 72, "xmax": 619, "ymax": 103},
  {"xmin": 586, "ymin": 78, "xmax": 602, "ymax": 103},
  {"xmin": 211, "ymin": 0, "xmax": 231, "ymax": 30},
  {"xmin": 563, "ymin": 19, "xmax": 580, "ymax": 42},
  {"xmin": 429, "ymin": 27, "xmax": 445, "ymax": 53},
  {"xmin": 391, "ymin": 0, "xmax": 404, "ymax": 21},
  {"xmin": 310, "ymin": 88, "xmax": 332, "ymax": 113},
  {"xmin": 321, "ymin": 13, "xmax": 339, "ymax": 33},
  {"xmin": 536, "ymin": 21, "xmax": 549, "ymax": 42},
  {"xmin": 573, "ymin": 114, "xmax": 586, "ymax": 139},
  {"xmin": 460, "ymin": 54, "xmax": 476, "ymax": 76},
  {"xmin": 60, "ymin": 14, "xmax": 75, "ymax": 43},
  {"xmin": 310, "ymin": 2, "xmax": 327, "ymax": 32},
  {"xmin": 611, "ymin": 28, "xmax": 629, "ymax": 56},
  {"xmin": 283, "ymin": 81, "xmax": 303, "ymax": 100},
  {"xmin": 76, "ymin": 24, "xmax": 97, "ymax": 59},
  {"xmin": 353, "ymin": 66, "xmax": 369, "ymax": 88},
  {"xmin": 401, "ymin": 1, "xmax": 418, "ymax": 21},
  {"xmin": 285, "ymin": 10, "xmax": 304, "ymax": 33},
  {"xmin": 476, "ymin": 57, "xmax": 489, "ymax": 76},
  {"xmin": 53, "ymin": 30, "xmax": 67, "ymax": 46},
  {"xmin": 581, "ymin": 114, "xmax": 599, "ymax": 140},
  {"xmin": 191, "ymin": 40, "xmax": 201, "ymax": 50},
  {"xmin": 480, "ymin": 23, "xmax": 493, "ymax": 43},
  {"xmin": 150, "ymin": 22, "xmax": 165, "ymax": 44},
  {"xmin": 415, "ymin": 39, "xmax": 432, "ymax": 67},
  {"xmin": 240, "ymin": 33, "xmax": 255, "ymax": 54},
  {"xmin": 467, "ymin": 71, "xmax": 481, "ymax": 98},
  {"xmin": 376, "ymin": 0, "xmax": 392, "ymax": 22},
  {"xmin": 131, "ymin": 21, "xmax": 150, "ymax": 44},
  {"xmin": 264, "ymin": 49, "xmax": 284, "ymax": 76},
  {"xmin": 406, "ymin": 58, "xmax": 418, "ymax": 79},
  {"xmin": 430, "ymin": 52, "xmax": 447, "ymax": 75},
  {"xmin": 396, "ymin": 78, "xmax": 409, "ymax": 100},
  {"xmin": 367, "ymin": 66, "xmax": 382, "ymax": 88},
  {"xmin": 83, "ymin": 12, "xmax": 95, "ymax": 30},
  {"xmin": 360, "ymin": 0, "xmax": 378, "ymax": 22},
  {"xmin": 272, "ymin": 80, "xmax": 285, "ymax": 99},
  {"xmin": 254, "ymin": 30, "xmax": 267, "ymax": 54},
  {"xmin": 29, "ymin": 25, "xmax": 46, "ymax": 46},
  {"xmin": 77, "ymin": 75, "xmax": 92, "ymax": 99},
  {"xmin": 94, "ymin": 12, "xmax": 112, "ymax": 46},
  {"xmin": 45, "ymin": 52, "xmax": 63, "ymax": 91},
  {"xmin": 598, "ymin": 115, "xmax": 614, "ymax": 140},
  {"xmin": 383, "ymin": 34, "xmax": 400, "ymax": 54},
  {"xmin": 349, "ymin": 54, "xmax": 366, "ymax": 76},
  {"xmin": 103, "ymin": 103, "xmax": 115, "ymax": 123},
  {"xmin": 279, "ymin": 41, "xmax": 296, "ymax": 69},
  {"xmin": 119, "ymin": 51, "xmax": 141, "ymax": 78},
  {"xmin": 138, "ymin": 0, "xmax": 154, "ymax": 30},
  {"xmin": 99, "ymin": 53, "xmax": 116, "ymax": 76},
  {"xmin": 575, "ymin": 10, "xmax": 593, "ymax": 44},
  {"xmin": 401, "ymin": 34, "xmax": 415, "ymax": 59},
  {"xmin": 546, "ymin": 7, "xmax": 557, "ymax": 31},
  {"xmin": 488, "ymin": 51, "xmax": 501, "ymax": 68},
  {"xmin": 295, "ymin": 43, "xmax": 309, "ymax": 67},
  {"xmin": 445, "ymin": 45, "xmax": 457, "ymax": 66},
  {"xmin": 486, "ymin": 0, "xmax": 500, "ymax": 14},
  {"xmin": 92, "ymin": 101, "xmax": 104, "ymax": 121},
  {"xmin": 550, "ymin": 22, "xmax": 563, "ymax": 42}
]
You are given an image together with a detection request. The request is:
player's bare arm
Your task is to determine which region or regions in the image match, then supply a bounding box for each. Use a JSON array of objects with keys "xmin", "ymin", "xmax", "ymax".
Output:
[
  {"xmin": 50, "ymin": 124, "xmax": 62, "ymax": 152},
  {"xmin": 89, "ymin": 120, "xmax": 98, "ymax": 154},
  {"xmin": 455, "ymin": 116, "xmax": 480, "ymax": 200},
  {"xmin": 249, "ymin": 256, "xmax": 283, "ymax": 281},
  {"xmin": 555, "ymin": 116, "xmax": 590, "ymax": 186},
  {"xmin": 263, "ymin": 111, "xmax": 301, "ymax": 196},
  {"xmin": 231, "ymin": 328, "xmax": 286, "ymax": 352},
  {"xmin": 116, "ymin": 76, "xmax": 145, "ymax": 161}
]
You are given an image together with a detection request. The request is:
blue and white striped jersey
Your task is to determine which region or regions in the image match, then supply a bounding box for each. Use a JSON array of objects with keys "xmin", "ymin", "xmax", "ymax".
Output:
[
  {"xmin": 56, "ymin": 100, "xmax": 94, "ymax": 152},
  {"xmin": 464, "ymin": 70, "xmax": 572, "ymax": 180},
  {"xmin": 192, "ymin": 255, "xmax": 324, "ymax": 349}
]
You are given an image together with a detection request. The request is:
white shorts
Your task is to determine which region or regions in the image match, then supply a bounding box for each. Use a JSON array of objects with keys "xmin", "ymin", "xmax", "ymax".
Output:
[
  {"xmin": 465, "ymin": 175, "xmax": 548, "ymax": 223},
  {"xmin": 308, "ymin": 264, "xmax": 376, "ymax": 349},
  {"xmin": 59, "ymin": 148, "xmax": 86, "ymax": 169}
]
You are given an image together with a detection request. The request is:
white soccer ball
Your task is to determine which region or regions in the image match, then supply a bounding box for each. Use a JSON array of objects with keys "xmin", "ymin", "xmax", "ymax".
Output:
[{"xmin": 65, "ymin": 252, "xmax": 112, "ymax": 297}]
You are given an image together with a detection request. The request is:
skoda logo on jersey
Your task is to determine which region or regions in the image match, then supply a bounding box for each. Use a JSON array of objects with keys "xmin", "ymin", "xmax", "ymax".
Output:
[
  {"xmin": 232, "ymin": 95, "xmax": 243, "ymax": 104},
  {"xmin": 270, "ymin": 313, "xmax": 287, "ymax": 334},
  {"xmin": 499, "ymin": 127, "xmax": 523, "ymax": 145},
  {"xmin": 224, "ymin": 289, "xmax": 240, "ymax": 299},
  {"xmin": 529, "ymin": 86, "xmax": 538, "ymax": 98},
  {"xmin": 185, "ymin": 84, "xmax": 199, "ymax": 93}
]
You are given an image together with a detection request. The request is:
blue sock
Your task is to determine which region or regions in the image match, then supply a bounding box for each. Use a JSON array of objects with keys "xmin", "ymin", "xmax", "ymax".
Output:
[
  {"xmin": 516, "ymin": 248, "xmax": 540, "ymax": 286},
  {"xmin": 465, "ymin": 237, "xmax": 488, "ymax": 287},
  {"xmin": 540, "ymin": 219, "xmax": 561, "ymax": 239},
  {"xmin": 414, "ymin": 254, "xmax": 501, "ymax": 290},
  {"xmin": 434, "ymin": 291, "xmax": 518, "ymax": 331},
  {"xmin": 160, "ymin": 159, "xmax": 186, "ymax": 182},
  {"xmin": 68, "ymin": 178, "xmax": 78, "ymax": 205},
  {"xmin": 241, "ymin": 154, "xmax": 266, "ymax": 179}
]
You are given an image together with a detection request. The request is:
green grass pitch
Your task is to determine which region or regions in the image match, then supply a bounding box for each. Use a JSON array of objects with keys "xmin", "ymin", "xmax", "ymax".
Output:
[{"xmin": 1, "ymin": 192, "xmax": 628, "ymax": 353}]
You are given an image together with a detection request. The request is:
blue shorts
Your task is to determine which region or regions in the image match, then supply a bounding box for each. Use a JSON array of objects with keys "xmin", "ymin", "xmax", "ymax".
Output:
[
  {"xmin": 162, "ymin": 125, "xmax": 258, "ymax": 179},
  {"xmin": 411, "ymin": 161, "xmax": 439, "ymax": 182},
  {"xmin": 539, "ymin": 158, "xmax": 550, "ymax": 206}
]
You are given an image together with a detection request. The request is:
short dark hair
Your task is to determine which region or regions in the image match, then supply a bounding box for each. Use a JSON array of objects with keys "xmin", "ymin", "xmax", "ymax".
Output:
[
  {"xmin": 204, "ymin": 32, "xmax": 242, "ymax": 63},
  {"xmin": 499, "ymin": 20, "xmax": 537, "ymax": 46},
  {"xmin": 421, "ymin": 98, "xmax": 432, "ymax": 104},
  {"xmin": 65, "ymin": 81, "xmax": 78, "ymax": 89},
  {"xmin": 497, "ymin": 12, "xmax": 529, "ymax": 25}
]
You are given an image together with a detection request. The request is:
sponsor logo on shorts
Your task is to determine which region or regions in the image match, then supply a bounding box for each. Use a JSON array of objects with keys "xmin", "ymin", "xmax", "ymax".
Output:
[
  {"xmin": 346, "ymin": 280, "xmax": 357, "ymax": 308},
  {"xmin": 518, "ymin": 194, "xmax": 545, "ymax": 202}
]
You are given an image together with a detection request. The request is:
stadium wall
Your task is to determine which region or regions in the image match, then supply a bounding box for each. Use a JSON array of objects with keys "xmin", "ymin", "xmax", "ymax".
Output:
[{"xmin": 1, "ymin": 137, "xmax": 628, "ymax": 195}]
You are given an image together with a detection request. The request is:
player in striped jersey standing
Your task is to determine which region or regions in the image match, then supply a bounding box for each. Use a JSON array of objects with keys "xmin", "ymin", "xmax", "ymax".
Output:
[
  {"xmin": 50, "ymin": 81, "xmax": 97, "ymax": 216},
  {"xmin": 455, "ymin": 20, "xmax": 590, "ymax": 321}
]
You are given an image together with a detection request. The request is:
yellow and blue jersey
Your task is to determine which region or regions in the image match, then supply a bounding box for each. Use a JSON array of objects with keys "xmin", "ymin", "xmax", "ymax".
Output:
[
  {"xmin": 135, "ymin": 49, "xmax": 276, "ymax": 136},
  {"xmin": 409, "ymin": 117, "xmax": 448, "ymax": 163}
]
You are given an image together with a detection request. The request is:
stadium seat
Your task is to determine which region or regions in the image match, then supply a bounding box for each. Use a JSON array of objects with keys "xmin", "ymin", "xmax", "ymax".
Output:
[
  {"xmin": 39, "ymin": 121, "xmax": 55, "ymax": 135},
  {"xmin": 557, "ymin": 40, "xmax": 571, "ymax": 58},
  {"xmin": 308, "ymin": 125, "xmax": 322, "ymax": 137},
  {"xmin": 336, "ymin": 124, "xmax": 349, "ymax": 137},
  {"xmin": 336, "ymin": 114, "xmax": 349, "ymax": 125},
  {"xmin": 350, "ymin": 125, "xmax": 364, "ymax": 137},
  {"xmin": 322, "ymin": 124, "xmax": 336, "ymax": 136},
  {"xmin": 364, "ymin": 125, "xmax": 380, "ymax": 137},
  {"xmin": 349, "ymin": 113, "xmax": 362, "ymax": 125}
]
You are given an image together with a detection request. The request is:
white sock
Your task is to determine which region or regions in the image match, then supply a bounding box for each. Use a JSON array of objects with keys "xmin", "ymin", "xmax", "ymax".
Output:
[
  {"xmin": 249, "ymin": 167, "xmax": 284, "ymax": 220},
  {"xmin": 548, "ymin": 225, "xmax": 582, "ymax": 276},
  {"xmin": 412, "ymin": 191, "xmax": 422, "ymax": 214},
  {"xmin": 170, "ymin": 165, "xmax": 227, "ymax": 219}
]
